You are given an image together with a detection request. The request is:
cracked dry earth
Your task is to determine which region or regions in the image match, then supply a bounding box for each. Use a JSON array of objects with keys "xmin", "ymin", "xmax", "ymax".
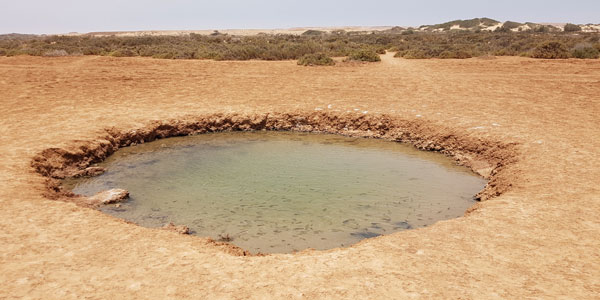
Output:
[{"xmin": 0, "ymin": 53, "xmax": 599, "ymax": 299}]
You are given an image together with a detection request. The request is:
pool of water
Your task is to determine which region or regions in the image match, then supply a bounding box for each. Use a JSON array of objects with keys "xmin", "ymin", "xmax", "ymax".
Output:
[{"xmin": 65, "ymin": 131, "xmax": 487, "ymax": 253}]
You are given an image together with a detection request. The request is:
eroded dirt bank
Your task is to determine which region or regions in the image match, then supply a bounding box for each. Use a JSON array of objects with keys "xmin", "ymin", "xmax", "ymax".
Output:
[
  {"xmin": 1, "ymin": 53, "xmax": 599, "ymax": 298},
  {"xmin": 32, "ymin": 112, "xmax": 515, "ymax": 203}
]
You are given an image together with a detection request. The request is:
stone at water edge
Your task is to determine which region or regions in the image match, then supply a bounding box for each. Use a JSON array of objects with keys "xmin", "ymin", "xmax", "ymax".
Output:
[
  {"xmin": 162, "ymin": 222, "xmax": 191, "ymax": 235},
  {"xmin": 76, "ymin": 166, "xmax": 106, "ymax": 177},
  {"xmin": 86, "ymin": 189, "xmax": 129, "ymax": 205}
]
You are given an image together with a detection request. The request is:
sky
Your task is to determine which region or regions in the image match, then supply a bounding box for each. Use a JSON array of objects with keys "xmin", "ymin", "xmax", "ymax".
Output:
[{"xmin": 1, "ymin": 0, "xmax": 599, "ymax": 34}]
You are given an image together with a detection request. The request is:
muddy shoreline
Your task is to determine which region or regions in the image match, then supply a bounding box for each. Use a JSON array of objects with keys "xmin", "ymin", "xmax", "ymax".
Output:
[{"xmin": 31, "ymin": 111, "xmax": 517, "ymax": 255}]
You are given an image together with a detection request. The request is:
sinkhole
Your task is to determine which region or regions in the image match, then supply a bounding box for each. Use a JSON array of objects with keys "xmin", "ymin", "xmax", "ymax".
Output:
[{"xmin": 64, "ymin": 131, "xmax": 487, "ymax": 253}]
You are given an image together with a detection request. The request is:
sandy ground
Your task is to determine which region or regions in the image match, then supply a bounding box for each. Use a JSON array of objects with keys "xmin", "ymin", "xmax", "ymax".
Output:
[{"xmin": 1, "ymin": 53, "xmax": 599, "ymax": 299}]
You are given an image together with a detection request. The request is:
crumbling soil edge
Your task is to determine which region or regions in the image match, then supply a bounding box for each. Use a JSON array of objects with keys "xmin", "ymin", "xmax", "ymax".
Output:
[{"xmin": 30, "ymin": 111, "xmax": 518, "ymax": 255}]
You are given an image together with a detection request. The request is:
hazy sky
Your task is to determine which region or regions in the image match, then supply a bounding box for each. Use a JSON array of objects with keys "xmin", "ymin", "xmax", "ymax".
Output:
[{"xmin": 1, "ymin": 0, "xmax": 599, "ymax": 34}]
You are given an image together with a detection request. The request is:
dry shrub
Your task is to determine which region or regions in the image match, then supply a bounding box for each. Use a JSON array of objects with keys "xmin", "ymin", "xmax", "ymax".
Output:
[
  {"xmin": 571, "ymin": 43, "xmax": 600, "ymax": 59},
  {"xmin": 398, "ymin": 49, "xmax": 431, "ymax": 59},
  {"xmin": 438, "ymin": 50, "xmax": 472, "ymax": 59},
  {"xmin": 532, "ymin": 41, "xmax": 569, "ymax": 59},
  {"xmin": 42, "ymin": 49, "xmax": 69, "ymax": 57},
  {"xmin": 1, "ymin": 30, "xmax": 597, "ymax": 61},
  {"xmin": 347, "ymin": 49, "xmax": 381, "ymax": 62},
  {"xmin": 297, "ymin": 53, "xmax": 335, "ymax": 66},
  {"xmin": 564, "ymin": 23, "xmax": 582, "ymax": 32}
]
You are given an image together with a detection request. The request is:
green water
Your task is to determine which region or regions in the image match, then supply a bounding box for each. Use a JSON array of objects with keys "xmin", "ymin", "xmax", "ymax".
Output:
[{"xmin": 66, "ymin": 131, "xmax": 486, "ymax": 253}]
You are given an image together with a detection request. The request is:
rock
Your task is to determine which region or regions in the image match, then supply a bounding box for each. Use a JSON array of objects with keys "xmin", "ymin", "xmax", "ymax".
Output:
[
  {"xmin": 86, "ymin": 188, "xmax": 129, "ymax": 205},
  {"xmin": 162, "ymin": 222, "xmax": 190, "ymax": 235},
  {"xmin": 76, "ymin": 166, "xmax": 106, "ymax": 177}
]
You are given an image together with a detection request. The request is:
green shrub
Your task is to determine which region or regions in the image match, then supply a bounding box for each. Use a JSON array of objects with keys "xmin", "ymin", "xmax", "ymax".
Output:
[
  {"xmin": 438, "ymin": 50, "xmax": 472, "ymax": 59},
  {"xmin": 571, "ymin": 46, "xmax": 600, "ymax": 59},
  {"xmin": 564, "ymin": 23, "xmax": 582, "ymax": 32},
  {"xmin": 347, "ymin": 49, "xmax": 381, "ymax": 62},
  {"xmin": 494, "ymin": 26, "xmax": 511, "ymax": 33},
  {"xmin": 42, "ymin": 49, "xmax": 69, "ymax": 57},
  {"xmin": 532, "ymin": 41, "xmax": 569, "ymax": 59},
  {"xmin": 503, "ymin": 21, "xmax": 523, "ymax": 30},
  {"xmin": 297, "ymin": 53, "xmax": 335, "ymax": 66},
  {"xmin": 109, "ymin": 49, "xmax": 136, "ymax": 57},
  {"xmin": 0, "ymin": 29, "xmax": 597, "ymax": 61},
  {"xmin": 375, "ymin": 47, "xmax": 386, "ymax": 54},
  {"xmin": 534, "ymin": 25, "xmax": 550, "ymax": 33},
  {"xmin": 399, "ymin": 49, "xmax": 431, "ymax": 59},
  {"xmin": 302, "ymin": 30, "xmax": 325, "ymax": 36}
]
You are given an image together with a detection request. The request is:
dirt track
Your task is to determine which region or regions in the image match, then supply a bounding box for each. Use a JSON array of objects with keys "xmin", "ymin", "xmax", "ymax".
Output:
[{"xmin": 1, "ymin": 53, "xmax": 599, "ymax": 298}]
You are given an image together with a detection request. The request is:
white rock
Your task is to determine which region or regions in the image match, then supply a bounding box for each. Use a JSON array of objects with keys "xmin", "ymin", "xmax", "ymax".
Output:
[{"xmin": 86, "ymin": 189, "xmax": 129, "ymax": 205}]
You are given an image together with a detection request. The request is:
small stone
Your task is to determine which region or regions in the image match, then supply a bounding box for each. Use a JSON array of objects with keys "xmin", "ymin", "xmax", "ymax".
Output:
[
  {"xmin": 86, "ymin": 189, "xmax": 129, "ymax": 205},
  {"xmin": 76, "ymin": 166, "xmax": 106, "ymax": 177},
  {"xmin": 162, "ymin": 222, "xmax": 190, "ymax": 235}
]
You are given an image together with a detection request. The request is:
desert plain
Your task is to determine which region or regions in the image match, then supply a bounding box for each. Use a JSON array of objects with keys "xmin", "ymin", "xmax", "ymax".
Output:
[{"xmin": 0, "ymin": 53, "xmax": 599, "ymax": 298}]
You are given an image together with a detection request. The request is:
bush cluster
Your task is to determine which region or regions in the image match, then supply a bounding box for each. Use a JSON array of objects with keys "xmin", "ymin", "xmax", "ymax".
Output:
[
  {"xmin": 531, "ymin": 41, "xmax": 570, "ymax": 59},
  {"xmin": 297, "ymin": 53, "xmax": 335, "ymax": 66},
  {"xmin": 1, "ymin": 30, "xmax": 598, "ymax": 62},
  {"xmin": 347, "ymin": 49, "xmax": 381, "ymax": 62},
  {"xmin": 564, "ymin": 23, "xmax": 582, "ymax": 32},
  {"xmin": 42, "ymin": 49, "xmax": 70, "ymax": 57},
  {"xmin": 571, "ymin": 45, "xmax": 600, "ymax": 59}
]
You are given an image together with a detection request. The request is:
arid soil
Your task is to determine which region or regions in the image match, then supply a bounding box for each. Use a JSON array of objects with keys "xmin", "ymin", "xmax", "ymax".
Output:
[{"xmin": 1, "ymin": 53, "xmax": 599, "ymax": 298}]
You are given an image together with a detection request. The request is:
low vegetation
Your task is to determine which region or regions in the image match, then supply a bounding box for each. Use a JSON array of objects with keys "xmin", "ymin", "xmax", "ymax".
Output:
[
  {"xmin": 421, "ymin": 18, "xmax": 499, "ymax": 31},
  {"xmin": 297, "ymin": 53, "xmax": 335, "ymax": 66},
  {"xmin": 346, "ymin": 49, "xmax": 381, "ymax": 62},
  {"xmin": 1, "ymin": 24, "xmax": 599, "ymax": 62},
  {"xmin": 564, "ymin": 23, "xmax": 582, "ymax": 32},
  {"xmin": 571, "ymin": 45, "xmax": 600, "ymax": 59},
  {"xmin": 532, "ymin": 41, "xmax": 570, "ymax": 59}
]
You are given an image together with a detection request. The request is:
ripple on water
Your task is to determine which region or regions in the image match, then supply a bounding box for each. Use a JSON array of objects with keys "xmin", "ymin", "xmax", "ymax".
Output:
[{"xmin": 65, "ymin": 131, "xmax": 486, "ymax": 253}]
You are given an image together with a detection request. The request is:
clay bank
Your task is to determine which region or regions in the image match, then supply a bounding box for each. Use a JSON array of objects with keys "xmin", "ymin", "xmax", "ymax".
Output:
[{"xmin": 32, "ymin": 112, "xmax": 513, "ymax": 254}]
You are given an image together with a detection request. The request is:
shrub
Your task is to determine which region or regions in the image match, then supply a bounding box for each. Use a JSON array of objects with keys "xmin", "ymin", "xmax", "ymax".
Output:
[
  {"xmin": 302, "ymin": 30, "xmax": 325, "ymax": 36},
  {"xmin": 564, "ymin": 23, "xmax": 582, "ymax": 32},
  {"xmin": 297, "ymin": 53, "xmax": 335, "ymax": 66},
  {"xmin": 532, "ymin": 41, "xmax": 569, "ymax": 59},
  {"xmin": 503, "ymin": 21, "xmax": 523, "ymax": 30},
  {"xmin": 399, "ymin": 49, "xmax": 431, "ymax": 59},
  {"xmin": 347, "ymin": 49, "xmax": 381, "ymax": 62},
  {"xmin": 0, "ymin": 29, "xmax": 597, "ymax": 61},
  {"xmin": 375, "ymin": 47, "xmax": 386, "ymax": 54},
  {"xmin": 571, "ymin": 46, "xmax": 600, "ymax": 59},
  {"xmin": 494, "ymin": 26, "xmax": 511, "ymax": 33},
  {"xmin": 42, "ymin": 49, "xmax": 69, "ymax": 57},
  {"xmin": 438, "ymin": 50, "xmax": 472, "ymax": 59},
  {"xmin": 109, "ymin": 49, "xmax": 136, "ymax": 57},
  {"xmin": 534, "ymin": 25, "xmax": 550, "ymax": 33}
]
